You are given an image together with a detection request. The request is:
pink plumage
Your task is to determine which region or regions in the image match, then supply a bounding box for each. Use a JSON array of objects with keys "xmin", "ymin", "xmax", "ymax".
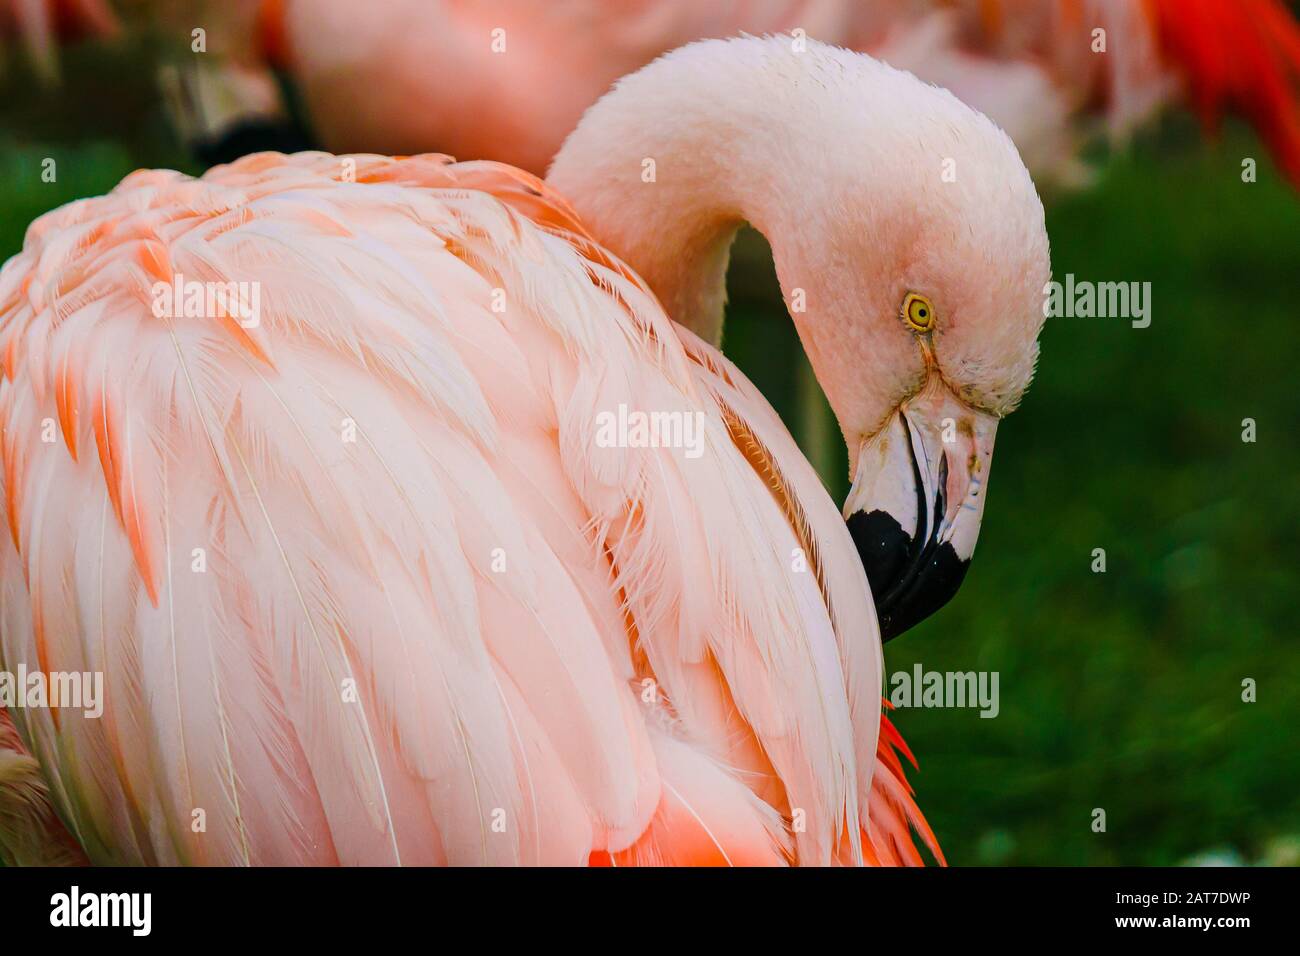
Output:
[{"xmin": 0, "ymin": 149, "xmax": 932, "ymax": 865}]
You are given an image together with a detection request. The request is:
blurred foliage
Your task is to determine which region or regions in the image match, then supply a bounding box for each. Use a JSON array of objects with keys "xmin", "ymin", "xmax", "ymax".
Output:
[{"xmin": 1, "ymin": 35, "xmax": 1297, "ymax": 866}]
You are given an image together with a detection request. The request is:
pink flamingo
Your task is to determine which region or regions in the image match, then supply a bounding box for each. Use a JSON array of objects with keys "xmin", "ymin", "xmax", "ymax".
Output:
[
  {"xmin": 233, "ymin": 0, "xmax": 1300, "ymax": 186},
  {"xmin": 0, "ymin": 37, "xmax": 1048, "ymax": 865},
  {"xmin": 9, "ymin": 1, "xmax": 1299, "ymax": 186}
]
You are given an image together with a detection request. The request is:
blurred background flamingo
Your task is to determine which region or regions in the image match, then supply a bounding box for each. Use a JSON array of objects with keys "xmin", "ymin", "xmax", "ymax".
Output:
[
  {"xmin": 6, "ymin": 1, "xmax": 1300, "ymax": 189},
  {"xmin": 110, "ymin": 0, "xmax": 1300, "ymax": 191}
]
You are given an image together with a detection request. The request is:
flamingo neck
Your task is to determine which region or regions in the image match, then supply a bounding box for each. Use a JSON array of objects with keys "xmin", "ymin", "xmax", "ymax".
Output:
[{"xmin": 547, "ymin": 43, "xmax": 813, "ymax": 347}]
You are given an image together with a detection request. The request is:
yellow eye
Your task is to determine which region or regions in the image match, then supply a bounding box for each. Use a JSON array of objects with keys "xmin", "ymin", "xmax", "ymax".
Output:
[{"xmin": 901, "ymin": 292, "xmax": 935, "ymax": 333}]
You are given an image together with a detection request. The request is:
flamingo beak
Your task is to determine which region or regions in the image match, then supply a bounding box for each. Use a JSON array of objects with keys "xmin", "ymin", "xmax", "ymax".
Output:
[{"xmin": 843, "ymin": 385, "xmax": 998, "ymax": 641}]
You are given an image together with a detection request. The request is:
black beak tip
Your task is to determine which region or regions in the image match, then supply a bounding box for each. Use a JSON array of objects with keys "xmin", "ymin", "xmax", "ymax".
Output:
[{"xmin": 847, "ymin": 509, "xmax": 970, "ymax": 642}]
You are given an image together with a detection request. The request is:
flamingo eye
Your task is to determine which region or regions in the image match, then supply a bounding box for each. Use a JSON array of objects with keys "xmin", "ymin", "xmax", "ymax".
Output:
[{"xmin": 901, "ymin": 292, "xmax": 935, "ymax": 333}]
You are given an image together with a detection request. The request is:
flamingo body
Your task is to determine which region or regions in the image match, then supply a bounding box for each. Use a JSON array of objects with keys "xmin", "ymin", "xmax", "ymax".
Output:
[{"xmin": 0, "ymin": 151, "xmax": 933, "ymax": 866}]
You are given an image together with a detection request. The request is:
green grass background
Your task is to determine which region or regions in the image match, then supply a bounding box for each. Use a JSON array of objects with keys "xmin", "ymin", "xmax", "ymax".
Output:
[{"xmin": 2, "ymin": 40, "xmax": 1297, "ymax": 866}]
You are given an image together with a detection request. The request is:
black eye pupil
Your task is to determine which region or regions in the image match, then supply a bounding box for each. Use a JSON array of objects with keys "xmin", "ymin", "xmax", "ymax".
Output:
[{"xmin": 918, "ymin": 309, "xmax": 927, "ymax": 317}]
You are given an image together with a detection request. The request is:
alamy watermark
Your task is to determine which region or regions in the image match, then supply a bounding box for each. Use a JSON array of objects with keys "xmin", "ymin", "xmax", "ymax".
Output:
[
  {"xmin": 594, "ymin": 403, "xmax": 706, "ymax": 459},
  {"xmin": 50, "ymin": 886, "xmax": 150, "ymax": 936},
  {"xmin": 887, "ymin": 664, "xmax": 999, "ymax": 718},
  {"xmin": 151, "ymin": 272, "xmax": 261, "ymax": 328},
  {"xmin": 0, "ymin": 664, "xmax": 103, "ymax": 719},
  {"xmin": 1043, "ymin": 273, "xmax": 1151, "ymax": 328}
]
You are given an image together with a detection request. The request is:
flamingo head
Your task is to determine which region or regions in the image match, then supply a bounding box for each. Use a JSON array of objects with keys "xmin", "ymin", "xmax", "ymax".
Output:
[{"xmin": 805, "ymin": 57, "xmax": 1052, "ymax": 641}]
